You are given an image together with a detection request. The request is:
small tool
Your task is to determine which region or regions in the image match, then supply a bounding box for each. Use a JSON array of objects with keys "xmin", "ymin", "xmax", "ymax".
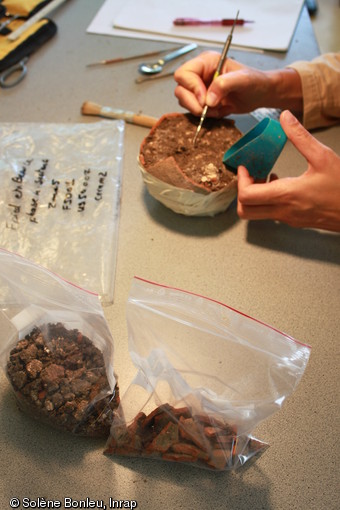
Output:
[
  {"xmin": 0, "ymin": 14, "xmax": 21, "ymax": 33},
  {"xmin": 174, "ymin": 18, "xmax": 253, "ymax": 26},
  {"xmin": 193, "ymin": 11, "xmax": 239, "ymax": 146},
  {"xmin": 138, "ymin": 43, "xmax": 197, "ymax": 75},
  {"xmin": 8, "ymin": 0, "xmax": 67, "ymax": 41},
  {"xmin": 86, "ymin": 47, "xmax": 181, "ymax": 67},
  {"xmin": 0, "ymin": 57, "xmax": 28, "ymax": 88}
]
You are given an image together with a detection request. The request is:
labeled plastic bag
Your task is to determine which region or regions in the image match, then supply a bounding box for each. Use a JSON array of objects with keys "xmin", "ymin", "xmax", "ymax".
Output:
[
  {"xmin": 105, "ymin": 277, "xmax": 311, "ymax": 470},
  {"xmin": 0, "ymin": 120, "xmax": 124, "ymax": 303},
  {"xmin": 0, "ymin": 248, "xmax": 120, "ymax": 437}
]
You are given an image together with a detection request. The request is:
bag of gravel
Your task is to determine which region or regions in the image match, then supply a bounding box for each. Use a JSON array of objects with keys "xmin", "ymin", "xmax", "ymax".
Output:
[{"xmin": 0, "ymin": 248, "xmax": 119, "ymax": 437}]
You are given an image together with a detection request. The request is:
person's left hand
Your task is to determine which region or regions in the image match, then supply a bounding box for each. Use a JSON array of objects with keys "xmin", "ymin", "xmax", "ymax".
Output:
[{"xmin": 237, "ymin": 110, "xmax": 340, "ymax": 232}]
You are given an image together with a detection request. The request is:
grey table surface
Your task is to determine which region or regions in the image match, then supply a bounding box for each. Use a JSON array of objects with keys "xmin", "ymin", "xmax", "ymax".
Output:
[{"xmin": 1, "ymin": 1, "xmax": 339, "ymax": 510}]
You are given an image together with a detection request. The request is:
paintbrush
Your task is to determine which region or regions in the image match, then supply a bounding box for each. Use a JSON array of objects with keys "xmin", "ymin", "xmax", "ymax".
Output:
[
  {"xmin": 81, "ymin": 101, "xmax": 157, "ymax": 128},
  {"xmin": 87, "ymin": 46, "xmax": 180, "ymax": 67}
]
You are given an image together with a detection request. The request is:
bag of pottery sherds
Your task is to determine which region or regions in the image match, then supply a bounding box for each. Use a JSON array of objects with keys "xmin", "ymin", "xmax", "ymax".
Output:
[{"xmin": 105, "ymin": 276, "xmax": 310, "ymax": 470}]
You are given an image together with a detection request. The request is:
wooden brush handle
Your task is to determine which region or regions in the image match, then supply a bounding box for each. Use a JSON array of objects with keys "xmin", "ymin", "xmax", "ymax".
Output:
[{"xmin": 81, "ymin": 101, "xmax": 157, "ymax": 128}]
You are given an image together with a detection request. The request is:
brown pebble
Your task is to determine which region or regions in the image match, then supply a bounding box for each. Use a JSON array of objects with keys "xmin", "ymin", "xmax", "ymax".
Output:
[
  {"xmin": 41, "ymin": 363, "xmax": 65, "ymax": 384},
  {"xmin": 26, "ymin": 359, "xmax": 43, "ymax": 379}
]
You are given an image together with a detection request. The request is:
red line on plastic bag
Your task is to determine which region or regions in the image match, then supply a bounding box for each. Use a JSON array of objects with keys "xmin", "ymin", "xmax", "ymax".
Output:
[{"xmin": 133, "ymin": 276, "xmax": 311, "ymax": 349}]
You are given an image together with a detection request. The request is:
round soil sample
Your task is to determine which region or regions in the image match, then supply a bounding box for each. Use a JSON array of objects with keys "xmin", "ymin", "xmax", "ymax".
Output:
[
  {"xmin": 7, "ymin": 323, "xmax": 119, "ymax": 437},
  {"xmin": 139, "ymin": 113, "xmax": 242, "ymax": 193}
]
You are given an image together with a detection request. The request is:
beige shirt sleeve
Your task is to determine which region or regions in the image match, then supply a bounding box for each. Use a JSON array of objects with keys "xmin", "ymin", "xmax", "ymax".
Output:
[{"xmin": 287, "ymin": 52, "xmax": 340, "ymax": 130}]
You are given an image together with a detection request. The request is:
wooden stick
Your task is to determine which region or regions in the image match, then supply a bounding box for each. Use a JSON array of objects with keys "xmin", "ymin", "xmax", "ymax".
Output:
[{"xmin": 81, "ymin": 101, "xmax": 157, "ymax": 128}]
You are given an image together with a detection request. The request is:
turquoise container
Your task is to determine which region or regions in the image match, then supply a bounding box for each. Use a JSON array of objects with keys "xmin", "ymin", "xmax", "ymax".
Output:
[{"xmin": 223, "ymin": 118, "xmax": 287, "ymax": 179}]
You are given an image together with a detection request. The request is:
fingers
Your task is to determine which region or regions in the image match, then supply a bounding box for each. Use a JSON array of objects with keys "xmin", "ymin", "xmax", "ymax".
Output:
[
  {"xmin": 174, "ymin": 76, "xmax": 206, "ymax": 114},
  {"xmin": 174, "ymin": 54, "xmax": 248, "ymax": 115},
  {"xmin": 237, "ymin": 166, "xmax": 293, "ymax": 206},
  {"xmin": 206, "ymin": 73, "xmax": 242, "ymax": 108},
  {"xmin": 174, "ymin": 85, "xmax": 205, "ymax": 116},
  {"xmin": 237, "ymin": 165, "xmax": 254, "ymax": 188},
  {"xmin": 174, "ymin": 60, "xmax": 212, "ymax": 114},
  {"xmin": 279, "ymin": 110, "xmax": 325, "ymax": 165},
  {"xmin": 237, "ymin": 202, "xmax": 283, "ymax": 221},
  {"xmin": 174, "ymin": 51, "xmax": 221, "ymax": 107},
  {"xmin": 237, "ymin": 166, "xmax": 305, "ymax": 226}
]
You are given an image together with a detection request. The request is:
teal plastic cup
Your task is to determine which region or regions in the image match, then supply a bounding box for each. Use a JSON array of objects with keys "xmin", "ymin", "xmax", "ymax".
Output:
[{"xmin": 223, "ymin": 117, "xmax": 287, "ymax": 179}]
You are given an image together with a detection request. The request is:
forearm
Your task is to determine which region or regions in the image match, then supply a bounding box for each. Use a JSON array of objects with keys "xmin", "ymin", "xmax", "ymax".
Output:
[{"xmin": 264, "ymin": 68, "xmax": 303, "ymax": 115}]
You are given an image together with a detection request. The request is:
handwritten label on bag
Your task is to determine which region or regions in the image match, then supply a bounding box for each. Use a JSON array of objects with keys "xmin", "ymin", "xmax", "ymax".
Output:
[
  {"xmin": 6, "ymin": 159, "xmax": 110, "ymax": 229},
  {"xmin": 0, "ymin": 121, "xmax": 124, "ymax": 303}
]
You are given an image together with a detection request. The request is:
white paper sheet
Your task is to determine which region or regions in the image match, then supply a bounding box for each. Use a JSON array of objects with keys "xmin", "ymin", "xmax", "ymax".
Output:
[
  {"xmin": 88, "ymin": 0, "xmax": 305, "ymax": 52},
  {"xmin": 87, "ymin": 0, "xmax": 186, "ymax": 44}
]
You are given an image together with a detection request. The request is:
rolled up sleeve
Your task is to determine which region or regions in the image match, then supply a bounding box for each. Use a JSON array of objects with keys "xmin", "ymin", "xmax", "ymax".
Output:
[{"xmin": 287, "ymin": 53, "xmax": 340, "ymax": 130}]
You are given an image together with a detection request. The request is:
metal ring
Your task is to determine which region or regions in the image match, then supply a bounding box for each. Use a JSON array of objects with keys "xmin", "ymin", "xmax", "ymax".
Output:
[{"xmin": 0, "ymin": 57, "xmax": 28, "ymax": 89}]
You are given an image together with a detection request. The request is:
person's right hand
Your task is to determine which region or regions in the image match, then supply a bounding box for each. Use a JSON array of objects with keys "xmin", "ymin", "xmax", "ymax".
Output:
[{"xmin": 174, "ymin": 51, "xmax": 302, "ymax": 118}]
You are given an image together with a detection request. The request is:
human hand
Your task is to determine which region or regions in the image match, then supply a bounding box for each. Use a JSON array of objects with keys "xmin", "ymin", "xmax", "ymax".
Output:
[
  {"xmin": 175, "ymin": 52, "xmax": 263, "ymax": 117},
  {"xmin": 174, "ymin": 52, "xmax": 302, "ymax": 118},
  {"xmin": 237, "ymin": 110, "xmax": 340, "ymax": 232}
]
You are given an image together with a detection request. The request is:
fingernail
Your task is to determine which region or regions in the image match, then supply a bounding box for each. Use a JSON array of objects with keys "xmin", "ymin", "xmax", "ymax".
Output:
[
  {"xmin": 206, "ymin": 91, "xmax": 218, "ymax": 107},
  {"xmin": 282, "ymin": 110, "xmax": 297, "ymax": 124},
  {"xmin": 197, "ymin": 93, "xmax": 206, "ymax": 108}
]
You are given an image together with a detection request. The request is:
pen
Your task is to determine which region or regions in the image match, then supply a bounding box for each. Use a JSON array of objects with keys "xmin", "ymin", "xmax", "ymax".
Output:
[
  {"xmin": 173, "ymin": 18, "xmax": 253, "ymax": 26},
  {"xmin": 193, "ymin": 11, "xmax": 239, "ymax": 146}
]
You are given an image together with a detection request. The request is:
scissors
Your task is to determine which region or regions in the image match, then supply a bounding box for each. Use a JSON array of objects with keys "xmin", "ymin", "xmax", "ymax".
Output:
[{"xmin": 0, "ymin": 56, "xmax": 28, "ymax": 88}]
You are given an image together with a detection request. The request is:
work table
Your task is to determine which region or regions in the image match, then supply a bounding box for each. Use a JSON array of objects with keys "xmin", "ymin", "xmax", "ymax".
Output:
[{"xmin": 0, "ymin": 1, "xmax": 339, "ymax": 509}]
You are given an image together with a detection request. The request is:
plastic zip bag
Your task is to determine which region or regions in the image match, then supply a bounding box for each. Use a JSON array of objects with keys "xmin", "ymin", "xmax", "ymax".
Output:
[
  {"xmin": 0, "ymin": 248, "xmax": 120, "ymax": 437},
  {"xmin": 105, "ymin": 276, "xmax": 311, "ymax": 470},
  {"xmin": 0, "ymin": 120, "xmax": 124, "ymax": 304}
]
